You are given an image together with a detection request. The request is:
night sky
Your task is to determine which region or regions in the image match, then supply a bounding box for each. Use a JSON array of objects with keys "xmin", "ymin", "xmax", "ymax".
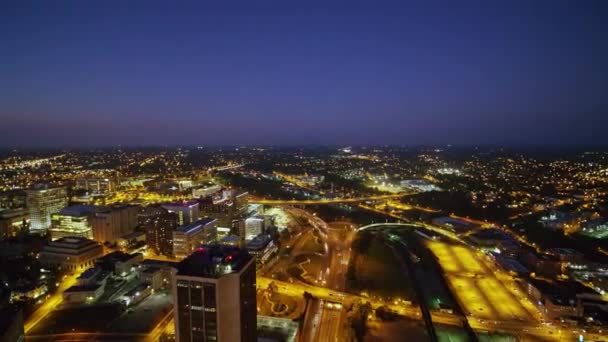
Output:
[{"xmin": 1, "ymin": 1, "xmax": 607, "ymax": 147}]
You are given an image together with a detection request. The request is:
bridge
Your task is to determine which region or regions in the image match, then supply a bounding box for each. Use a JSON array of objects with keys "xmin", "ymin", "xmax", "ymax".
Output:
[{"xmin": 250, "ymin": 193, "xmax": 406, "ymax": 205}]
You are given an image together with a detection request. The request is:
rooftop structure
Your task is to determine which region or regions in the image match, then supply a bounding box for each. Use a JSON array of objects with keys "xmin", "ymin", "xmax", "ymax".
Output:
[{"xmin": 176, "ymin": 244, "xmax": 253, "ymax": 278}]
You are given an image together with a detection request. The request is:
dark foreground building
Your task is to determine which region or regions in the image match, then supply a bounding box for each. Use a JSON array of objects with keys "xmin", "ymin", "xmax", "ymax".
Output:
[{"xmin": 172, "ymin": 245, "xmax": 256, "ymax": 342}]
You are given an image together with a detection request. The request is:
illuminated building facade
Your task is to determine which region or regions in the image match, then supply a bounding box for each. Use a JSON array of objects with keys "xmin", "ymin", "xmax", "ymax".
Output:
[
  {"xmin": 49, "ymin": 205, "xmax": 97, "ymax": 240},
  {"xmin": 25, "ymin": 184, "xmax": 68, "ymax": 234}
]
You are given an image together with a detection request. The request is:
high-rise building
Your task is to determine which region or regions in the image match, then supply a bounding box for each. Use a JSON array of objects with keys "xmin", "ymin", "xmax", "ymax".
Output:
[
  {"xmin": 173, "ymin": 245, "xmax": 256, "ymax": 342},
  {"xmin": 25, "ymin": 184, "xmax": 68, "ymax": 234},
  {"xmin": 162, "ymin": 201, "xmax": 200, "ymax": 226},
  {"xmin": 75, "ymin": 178, "xmax": 117, "ymax": 195},
  {"xmin": 173, "ymin": 218, "xmax": 217, "ymax": 259},
  {"xmin": 141, "ymin": 206, "xmax": 178, "ymax": 256},
  {"xmin": 91, "ymin": 205, "xmax": 139, "ymax": 244},
  {"xmin": 49, "ymin": 205, "xmax": 97, "ymax": 240}
]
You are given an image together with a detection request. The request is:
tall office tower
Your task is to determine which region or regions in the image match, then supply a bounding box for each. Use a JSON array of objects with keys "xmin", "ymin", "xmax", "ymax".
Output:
[
  {"xmin": 26, "ymin": 184, "xmax": 68, "ymax": 234},
  {"xmin": 173, "ymin": 245, "xmax": 256, "ymax": 342},
  {"xmin": 49, "ymin": 205, "xmax": 97, "ymax": 240},
  {"xmin": 91, "ymin": 205, "xmax": 140, "ymax": 244},
  {"xmin": 162, "ymin": 201, "xmax": 201, "ymax": 226},
  {"xmin": 173, "ymin": 218, "xmax": 218, "ymax": 259},
  {"xmin": 141, "ymin": 206, "xmax": 178, "ymax": 256}
]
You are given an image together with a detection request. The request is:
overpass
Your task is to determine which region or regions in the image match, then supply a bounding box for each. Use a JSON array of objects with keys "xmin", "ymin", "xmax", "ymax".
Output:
[{"xmin": 250, "ymin": 193, "xmax": 407, "ymax": 205}]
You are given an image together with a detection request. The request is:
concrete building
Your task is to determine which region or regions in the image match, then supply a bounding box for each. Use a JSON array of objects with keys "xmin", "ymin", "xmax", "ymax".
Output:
[
  {"xmin": 172, "ymin": 245, "xmax": 256, "ymax": 342},
  {"xmin": 162, "ymin": 201, "xmax": 200, "ymax": 226},
  {"xmin": 91, "ymin": 205, "xmax": 139, "ymax": 244},
  {"xmin": 49, "ymin": 205, "xmax": 97, "ymax": 240},
  {"xmin": 173, "ymin": 218, "xmax": 217, "ymax": 259},
  {"xmin": 141, "ymin": 206, "xmax": 178, "ymax": 256},
  {"xmin": 76, "ymin": 178, "xmax": 117, "ymax": 195},
  {"xmin": 25, "ymin": 184, "xmax": 68, "ymax": 234},
  {"xmin": 39, "ymin": 237, "xmax": 103, "ymax": 272}
]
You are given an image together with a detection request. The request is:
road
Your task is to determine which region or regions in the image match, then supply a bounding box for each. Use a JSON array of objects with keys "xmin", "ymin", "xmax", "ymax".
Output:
[
  {"xmin": 24, "ymin": 272, "xmax": 81, "ymax": 334},
  {"xmin": 250, "ymin": 193, "xmax": 407, "ymax": 205}
]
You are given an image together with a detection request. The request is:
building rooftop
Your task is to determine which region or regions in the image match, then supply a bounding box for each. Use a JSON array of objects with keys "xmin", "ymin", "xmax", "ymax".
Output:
[
  {"xmin": 176, "ymin": 217, "xmax": 217, "ymax": 233},
  {"xmin": 57, "ymin": 205, "xmax": 97, "ymax": 217},
  {"xmin": 469, "ymin": 228, "xmax": 512, "ymax": 241},
  {"xmin": 65, "ymin": 284, "xmax": 102, "ymax": 293},
  {"xmin": 176, "ymin": 244, "xmax": 252, "ymax": 278},
  {"xmin": 47, "ymin": 236, "xmax": 99, "ymax": 249},
  {"xmin": 246, "ymin": 233, "xmax": 273, "ymax": 251},
  {"xmin": 97, "ymin": 251, "xmax": 142, "ymax": 264},
  {"xmin": 162, "ymin": 200, "xmax": 199, "ymax": 208}
]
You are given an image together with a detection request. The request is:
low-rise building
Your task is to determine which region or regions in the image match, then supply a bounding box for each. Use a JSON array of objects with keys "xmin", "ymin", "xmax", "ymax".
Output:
[
  {"xmin": 63, "ymin": 284, "xmax": 105, "ymax": 304},
  {"xmin": 96, "ymin": 251, "xmax": 143, "ymax": 277},
  {"xmin": 10, "ymin": 282, "xmax": 47, "ymax": 302},
  {"xmin": 523, "ymin": 278, "xmax": 593, "ymax": 319},
  {"xmin": 139, "ymin": 266, "xmax": 164, "ymax": 290},
  {"xmin": 39, "ymin": 237, "xmax": 103, "ymax": 272},
  {"xmin": 121, "ymin": 283, "xmax": 152, "ymax": 306}
]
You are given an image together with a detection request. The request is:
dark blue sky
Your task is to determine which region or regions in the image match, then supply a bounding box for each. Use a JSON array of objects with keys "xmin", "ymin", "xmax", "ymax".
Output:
[{"xmin": 1, "ymin": 1, "xmax": 607, "ymax": 147}]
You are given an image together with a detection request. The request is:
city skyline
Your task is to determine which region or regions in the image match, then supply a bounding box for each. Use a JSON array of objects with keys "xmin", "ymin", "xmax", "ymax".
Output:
[{"xmin": 1, "ymin": 0, "xmax": 607, "ymax": 147}]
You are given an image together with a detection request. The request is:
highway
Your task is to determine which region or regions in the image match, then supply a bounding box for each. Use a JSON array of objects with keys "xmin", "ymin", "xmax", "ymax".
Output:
[{"xmin": 250, "ymin": 193, "xmax": 406, "ymax": 205}]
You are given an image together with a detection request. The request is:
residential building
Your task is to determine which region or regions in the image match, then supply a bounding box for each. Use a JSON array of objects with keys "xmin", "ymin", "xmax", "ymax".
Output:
[{"xmin": 141, "ymin": 206, "xmax": 178, "ymax": 256}]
